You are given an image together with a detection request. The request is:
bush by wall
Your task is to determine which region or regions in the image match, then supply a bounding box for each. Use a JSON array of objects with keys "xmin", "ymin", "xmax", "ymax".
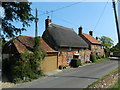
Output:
[
  {"xmin": 90, "ymin": 53, "xmax": 96, "ymax": 63},
  {"xmin": 70, "ymin": 59, "xmax": 81, "ymax": 68},
  {"xmin": 2, "ymin": 52, "xmax": 44, "ymax": 83},
  {"xmin": 96, "ymin": 55, "xmax": 102, "ymax": 59}
]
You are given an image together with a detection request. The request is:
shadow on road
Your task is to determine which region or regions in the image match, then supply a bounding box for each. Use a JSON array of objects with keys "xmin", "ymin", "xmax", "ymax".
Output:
[{"xmin": 48, "ymin": 75, "xmax": 99, "ymax": 80}]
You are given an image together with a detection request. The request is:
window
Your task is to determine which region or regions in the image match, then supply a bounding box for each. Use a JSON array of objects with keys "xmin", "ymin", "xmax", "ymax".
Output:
[
  {"xmin": 67, "ymin": 56, "xmax": 72, "ymax": 63},
  {"xmin": 81, "ymin": 56, "xmax": 84, "ymax": 61},
  {"xmin": 86, "ymin": 54, "xmax": 90, "ymax": 61}
]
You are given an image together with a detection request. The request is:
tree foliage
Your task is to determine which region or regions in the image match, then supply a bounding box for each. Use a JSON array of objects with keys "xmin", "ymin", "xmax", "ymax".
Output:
[
  {"xmin": 110, "ymin": 43, "xmax": 120, "ymax": 53},
  {"xmin": 2, "ymin": 2, "xmax": 35, "ymax": 38},
  {"xmin": 33, "ymin": 37, "xmax": 46, "ymax": 60},
  {"xmin": 99, "ymin": 36, "xmax": 114, "ymax": 49}
]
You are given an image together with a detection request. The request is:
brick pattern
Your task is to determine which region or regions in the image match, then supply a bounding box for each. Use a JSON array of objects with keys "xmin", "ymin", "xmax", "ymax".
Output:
[
  {"xmin": 57, "ymin": 48, "xmax": 91, "ymax": 67},
  {"xmin": 79, "ymin": 34, "xmax": 104, "ymax": 56},
  {"xmin": 91, "ymin": 44, "xmax": 104, "ymax": 56}
]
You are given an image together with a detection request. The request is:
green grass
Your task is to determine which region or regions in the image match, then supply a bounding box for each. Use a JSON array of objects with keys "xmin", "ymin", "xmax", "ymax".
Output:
[
  {"xmin": 86, "ymin": 67, "xmax": 120, "ymax": 88},
  {"xmin": 94, "ymin": 57, "xmax": 112, "ymax": 63},
  {"xmin": 112, "ymin": 78, "xmax": 120, "ymax": 88}
]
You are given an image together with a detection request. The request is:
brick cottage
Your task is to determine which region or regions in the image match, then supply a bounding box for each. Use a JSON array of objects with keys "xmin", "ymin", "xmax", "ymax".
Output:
[
  {"xmin": 42, "ymin": 17, "xmax": 91, "ymax": 67},
  {"xmin": 78, "ymin": 26, "xmax": 104, "ymax": 56}
]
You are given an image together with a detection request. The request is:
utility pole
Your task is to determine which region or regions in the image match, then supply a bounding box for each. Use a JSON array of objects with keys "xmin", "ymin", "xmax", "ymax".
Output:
[
  {"xmin": 112, "ymin": 0, "xmax": 120, "ymax": 43},
  {"xmin": 0, "ymin": 2, "xmax": 2, "ymax": 35},
  {"xmin": 35, "ymin": 8, "xmax": 38, "ymax": 37}
]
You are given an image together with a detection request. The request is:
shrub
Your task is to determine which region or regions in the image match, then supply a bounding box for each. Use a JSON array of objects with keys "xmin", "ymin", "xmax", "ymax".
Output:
[
  {"xmin": 3, "ymin": 52, "xmax": 44, "ymax": 83},
  {"xmin": 102, "ymin": 54, "xmax": 105, "ymax": 58},
  {"xmin": 3, "ymin": 52, "xmax": 43, "ymax": 82},
  {"xmin": 90, "ymin": 53, "xmax": 96, "ymax": 63},
  {"xmin": 70, "ymin": 59, "xmax": 81, "ymax": 68},
  {"xmin": 96, "ymin": 55, "xmax": 102, "ymax": 59}
]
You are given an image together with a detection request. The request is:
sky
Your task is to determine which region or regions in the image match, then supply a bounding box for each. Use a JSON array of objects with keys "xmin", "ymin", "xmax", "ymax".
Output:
[
  {"xmin": 21, "ymin": 1, "xmax": 118, "ymax": 45},
  {"xmin": 0, "ymin": 1, "xmax": 120, "ymax": 45}
]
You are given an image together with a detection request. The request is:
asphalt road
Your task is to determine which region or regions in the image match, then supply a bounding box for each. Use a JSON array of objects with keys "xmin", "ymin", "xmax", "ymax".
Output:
[{"xmin": 12, "ymin": 58, "xmax": 120, "ymax": 88}]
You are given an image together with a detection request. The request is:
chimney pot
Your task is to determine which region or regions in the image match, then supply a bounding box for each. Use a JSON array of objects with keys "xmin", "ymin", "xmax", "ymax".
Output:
[
  {"xmin": 96, "ymin": 37, "xmax": 98, "ymax": 40},
  {"xmin": 78, "ymin": 26, "xmax": 82, "ymax": 35},
  {"xmin": 89, "ymin": 31, "xmax": 93, "ymax": 36},
  {"xmin": 45, "ymin": 16, "xmax": 51, "ymax": 30}
]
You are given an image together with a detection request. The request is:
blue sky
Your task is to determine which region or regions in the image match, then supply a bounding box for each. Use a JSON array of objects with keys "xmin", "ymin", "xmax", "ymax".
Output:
[
  {"xmin": 1, "ymin": 1, "xmax": 119, "ymax": 45},
  {"xmin": 21, "ymin": 2, "xmax": 118, "ymax": 45}
]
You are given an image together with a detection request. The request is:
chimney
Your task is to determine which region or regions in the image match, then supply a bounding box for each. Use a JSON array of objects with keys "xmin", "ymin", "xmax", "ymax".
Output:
[
  {"xmin": 45, "ymin": 16, "xmax": 51, "ymax": 30},
  {"xmin": 96, "ymin": 37, "xmax": 98, "ymax": 40},
  {"xmin": 89, "ymin": 31, "xmax": 93, "ymax": 36},
  {"xmin": 78, "ymin": 26, "xmax": 82, "ymax": 35}
]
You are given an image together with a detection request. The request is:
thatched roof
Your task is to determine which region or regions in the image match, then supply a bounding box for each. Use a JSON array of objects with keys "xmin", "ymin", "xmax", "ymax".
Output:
[{"xmin": 46, "ymin": 23, "xmax": 88, "ymax": 48}]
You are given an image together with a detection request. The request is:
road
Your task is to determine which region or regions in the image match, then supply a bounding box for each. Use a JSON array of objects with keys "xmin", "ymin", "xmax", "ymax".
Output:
[{"xmin": 12, "ymin": 58, "xmax": 120, "ymax": 88}]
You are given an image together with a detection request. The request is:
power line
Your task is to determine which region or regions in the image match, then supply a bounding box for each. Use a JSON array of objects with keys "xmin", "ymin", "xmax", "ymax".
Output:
[
  {"xmin": 93, "ymin": 1, "xmax": 109, "ymax": 31},
  {"xmin": 51, "ymin": 2, "xmax": 81, "ymax": 12},
  {"xmin": 53, "ymin": 15, "xmax": 79, "ymax": 27},
  {"xmin": 38, "ymin": 2, "xmax": 83, "ymax": 16}
]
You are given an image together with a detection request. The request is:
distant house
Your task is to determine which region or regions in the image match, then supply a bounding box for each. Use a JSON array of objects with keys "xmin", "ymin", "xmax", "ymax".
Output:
[
  {"xmin": 78, "ymin": 26, "xmax": 104, "ymax": 56},
  {"xmin": 2, "ymin": 35, "xmax": 58, "ymax": 72},
  {"xmin": 42, "ymin": 17, "xmax": 91, "ymax": 67}
]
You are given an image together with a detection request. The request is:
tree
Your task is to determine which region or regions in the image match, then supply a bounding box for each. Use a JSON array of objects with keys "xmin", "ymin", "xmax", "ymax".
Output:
[
  {"xmin": 99, "ymin": 36, "xmax": 114, "ymax": 57},
  {"xmin": 99, "ymin": 36, "xmax": 114, "ymax": 49},
  {"xmin": 110, "ymin": 43, "xmax": 120, "ymax": 53},
  {"xmin": 2, "ymin": 2, "xmax": 35, "ymax": 39}
]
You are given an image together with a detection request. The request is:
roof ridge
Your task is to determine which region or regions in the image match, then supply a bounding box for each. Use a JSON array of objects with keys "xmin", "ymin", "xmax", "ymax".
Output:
[
  {"xmin": 19, "ymin": 35, "xmax": 35, "ymax": 38},
  {"xmin": 82, "ymin": 33, "xmax": 101, "ymax": 44},
  {"xmin": 51, "ymin": 23, "xmax": 73, "ymax": 31}
]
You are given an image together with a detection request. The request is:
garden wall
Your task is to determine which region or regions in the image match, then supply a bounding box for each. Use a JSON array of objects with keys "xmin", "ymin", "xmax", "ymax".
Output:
[
  {"xmin": 89, "ymin": 69, "xmax": 120, "ymax": 88},
  {"xmin": 40, "ymin": 56, "xmax": 57, "ymax": 72}
]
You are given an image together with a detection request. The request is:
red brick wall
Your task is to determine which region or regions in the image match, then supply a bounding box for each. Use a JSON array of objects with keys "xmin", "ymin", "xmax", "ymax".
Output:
[
  {"xmin": 79, "ymin": 34, "xmax": 104, "ymax": 56},
  {"xmin": 57, "ymin": 48, "xmax": 91, "ymax": 67},
  {"xmin": 91, "ymin": 44, "xmax": 104, "ymax": 56}
]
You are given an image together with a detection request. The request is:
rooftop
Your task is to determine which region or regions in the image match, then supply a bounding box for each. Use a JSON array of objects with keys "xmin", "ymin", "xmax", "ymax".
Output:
[
  {"xmin": 82, "ymin": 33, "xmax": 101, "ymax": 45},
  {"xmin": 46, "ymin": 23, "xmax": 89, "ymax": 48}
]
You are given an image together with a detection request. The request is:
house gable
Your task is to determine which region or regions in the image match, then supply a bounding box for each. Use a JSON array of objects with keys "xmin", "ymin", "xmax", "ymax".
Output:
[{"xmin": 82, "ymin": 33, "xmax": 101, "ymax": 45}]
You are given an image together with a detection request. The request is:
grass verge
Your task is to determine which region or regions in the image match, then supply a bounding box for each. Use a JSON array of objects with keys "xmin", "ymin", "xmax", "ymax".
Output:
[
  {"xmin": 111, "ymin": 77, "xmax": 120, "ymax": 88},
  {"xmin": 86, "ymin": 66, "xmax": 120, "ymax": 88},
  {"xmin": 94, "ymin": 57, "xmax": 112, "ymax": 63}
]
